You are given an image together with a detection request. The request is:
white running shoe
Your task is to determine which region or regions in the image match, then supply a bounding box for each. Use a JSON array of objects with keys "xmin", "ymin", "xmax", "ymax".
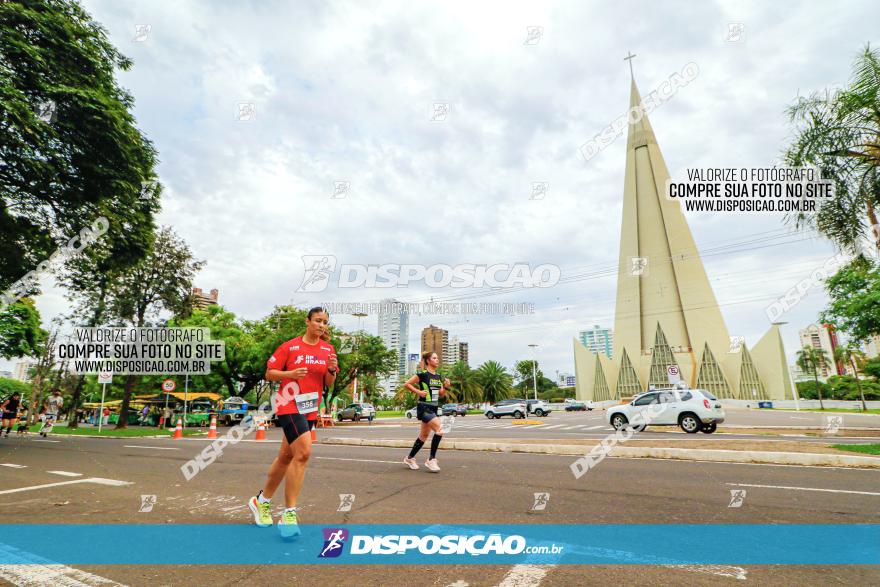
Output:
[
  {"xmin": 403, "ymin": 457, "xmax": 419, "ymax": 470},
  {"xmin": 425, "ymin": 458, "xmax": 441, "ymax": 472}
]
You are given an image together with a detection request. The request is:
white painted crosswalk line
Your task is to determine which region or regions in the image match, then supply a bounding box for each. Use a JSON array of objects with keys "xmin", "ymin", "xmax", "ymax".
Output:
[
  {"xmin": 561, "ymin": 426, "xmax": 580, "ymax": 430},
  {"xmin": 586, "ymin": 425, "xmax": 606, "ymax": 430},
  {"xmin": 46, "ymin": 471, "xmax": 82, "ymax": 477},
  {"xmin": 0, "ymin": 543, "xmax": 127, "ymax": 587},
  {"xmin": 541, "ymin": 424, "xmax": 566, "ymax": 430},
  {"xmin": 1, "ymin": 464, "xmax": 26, "ymax": 468}
]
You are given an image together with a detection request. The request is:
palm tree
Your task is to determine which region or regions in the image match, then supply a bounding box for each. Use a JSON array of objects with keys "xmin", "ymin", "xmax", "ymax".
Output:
[
  {"xmin": 475, "ymin": 361, "xmax": 513, "ymax": 405},
  {"xmin": 446, "ymin": 361, "xmax": 483, "ymax": 405},
  {"xmin": 796, "ymin": 345, "xmax": 831, "ymax": 410},
  {"xmin": 784, "ymin": 44, "xmax": 880, "ymax": 255},
  {"xmin": 834, "ymin": 344, "xmax": 868, "ymax": 411}
]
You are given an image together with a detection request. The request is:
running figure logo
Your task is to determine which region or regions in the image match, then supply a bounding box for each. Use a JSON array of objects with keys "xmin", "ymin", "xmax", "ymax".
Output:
[
  {"xmin": 824, "ymin": 415, "xmax": 843, "ymax": 435},
  {"xmin": 139, "ymin": 495, "xmax": 157, "ymax": 513},
  {"xmin": 439, "ymin": 415, "xmax": 456, "ymax": 434},
  {"xmin": 531, "ymin": 492, "xmax": 550, "ymax": 511},
  {"xmin": 297, "ymin": 255, "xmax": 337, "ymax": 292},
  {"xmin": 728, "ymin": 489, "xmax": 746, "ymax": 508},
  {"xmin": 337, "ymin": 494, "xmax": 355, "ymax": 512},
  {"xmin": 318, "ymin": 528, "xmax": 349, "ymax": 558}
]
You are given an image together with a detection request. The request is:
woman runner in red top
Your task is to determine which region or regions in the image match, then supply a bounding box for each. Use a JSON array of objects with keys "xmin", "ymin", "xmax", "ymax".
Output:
[{"xmin": 248, "ymin": 307, "xmax": 337, "ymax": 538}]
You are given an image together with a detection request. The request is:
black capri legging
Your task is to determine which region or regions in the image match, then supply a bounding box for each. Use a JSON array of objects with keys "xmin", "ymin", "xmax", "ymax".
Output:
[{"xmin": 277, "ymin": 413, "xmax": 315, "ymax": 444}]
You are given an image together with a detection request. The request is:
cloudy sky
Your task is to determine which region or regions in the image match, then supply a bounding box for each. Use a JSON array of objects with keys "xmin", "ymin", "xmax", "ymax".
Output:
[{"xmin": 5, "ymin": 0, "xmax": 879, "ymax": 379}]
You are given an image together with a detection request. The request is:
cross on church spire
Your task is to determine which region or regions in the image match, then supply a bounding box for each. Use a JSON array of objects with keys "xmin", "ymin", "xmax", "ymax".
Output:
[{"xmin": 624, "ymin": 51, "xmax": 637, "ymax": 79}]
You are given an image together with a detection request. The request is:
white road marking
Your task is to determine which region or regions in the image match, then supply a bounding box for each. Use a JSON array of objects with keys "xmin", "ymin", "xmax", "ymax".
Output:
[
  {"xmin": 496, "ymin": 564, "xmax": 552, "ymax": 587},
  {"xmin": 541, "ymin": 425, "xmax": 566, "ymax": 430},
  {"xmin": 586, "ymin": 425, "xmax": 606, "ymax": 430},
  {"xmin": 122, "ymin": 445, "xmax": 179, "ymax": 450},
  {"xmin": 0, "ymin": 543, "xmax": 126, "ymax": 586},
  {"xmin": 46, "ymin": 471, "xmax": 82, "ymax": 477},
  {"xmin": 316, "ymin": 456, "xmax": 404, "ymax": 464},
  {"xmin": 0, "ymin": 477, "xmax": 132, "ymax": 495},
  {"xmin": 1, "ymin": 464, "xmax": 26, "ymax": 468},
  {"xmin": 789, "ymin": 417, "xmax": 811, "ymax": 421},
  {"xmin": 726, "ymin": 482, "xmax": 880, "ymax": 496},
  {"xmin": 561, "ymin": 426, "xmax": 580, "ymax": 430},
  {"xmin": 32, "ymin": 439, "xmax": 60, "ymax": 443}
]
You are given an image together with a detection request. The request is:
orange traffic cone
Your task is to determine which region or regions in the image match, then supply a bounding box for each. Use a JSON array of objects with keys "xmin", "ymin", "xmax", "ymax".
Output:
[
  {"xmin": 207, "ymin": 415, "xmax": 218, "ymax": 439},
  {"xmin": 310, "ymin": 428, "xmax": 317, "ymax": 442},
  {"xmin": 255, "ymin": 421, "xmax": 266, "ymax": 441},
  {"xmin": 172, "ymin": 418, "xmax": 183, "ymax": 439}
]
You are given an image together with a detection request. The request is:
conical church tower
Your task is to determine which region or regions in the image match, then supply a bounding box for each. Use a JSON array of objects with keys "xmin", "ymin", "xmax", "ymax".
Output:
[{"xmin": 575, "ymin": 65, "xmax": 793, "ymax": 402}]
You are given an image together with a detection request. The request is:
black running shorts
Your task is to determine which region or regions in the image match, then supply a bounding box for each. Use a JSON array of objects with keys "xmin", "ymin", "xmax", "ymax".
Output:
[
  {"xmin": 416, "ymin": 402, "xmax": 438, "ymax": 423},
  {"xmin": 277, "ymin": 413, "xmax": 314, "ymax": 444}
]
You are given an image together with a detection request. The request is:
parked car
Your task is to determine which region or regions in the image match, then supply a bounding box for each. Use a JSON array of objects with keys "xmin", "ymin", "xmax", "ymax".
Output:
[
  {"xmin": 441, "ymin": 403, "xmax": 467, "ymax": 417},
  {"xmin": 337, "ymin": 403, "xmax": 376, "ymax": 422},
  {"xmin": 606, "ymin": 388, "xmax": 725, "ymax": 433},
  {"xmin": 525, "ymin": 399, "xmax": 551, "ymax": 417},
  {"xmin": 484, "ymin": 399, "xmax": 528, "ymax": 419}
]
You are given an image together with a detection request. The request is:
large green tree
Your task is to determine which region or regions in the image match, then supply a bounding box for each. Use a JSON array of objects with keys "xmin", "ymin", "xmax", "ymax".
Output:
[
  {"xmin": 109, "ymin": 227, "xmax": 204, "ymax": 428},
  {"xmin": 0, "ymin": 0, "xmax": 159, "ymax": 292},
  {"xmin": 0, "ymin": 297, "xmax": 46, "ymax": 358},
  {"xmin": 446, "ymin": 361, "xmax": 482, "ymax": 405},
  {"xmin": 475, "ymin": 360, "xmax": 513, "ymax": 405},
  {"xmin": 821, "ymin": 256, "xmax": 880, "ymax": 344},
  {"xmin": 784, "ymin": 44, "xmax": 880, "ymax": 255},
  {"xmin": 834, "ymin": 344, "xmax": 869, "ymax": 410}
]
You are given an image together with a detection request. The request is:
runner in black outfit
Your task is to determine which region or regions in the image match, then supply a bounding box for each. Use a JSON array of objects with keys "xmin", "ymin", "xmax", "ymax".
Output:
[
  {"xmin": 1, "ymin": 393, "xmax": 21, "ymax": 438},
  {"xmin": 402, "ymin": 351, "xmax": 450, "ymax": 472}
]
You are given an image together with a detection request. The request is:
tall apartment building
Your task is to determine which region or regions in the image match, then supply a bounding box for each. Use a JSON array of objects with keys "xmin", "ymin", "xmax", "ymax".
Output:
[
  {"xmin": 578, "ymin": 325, "xmax": 613, "ymax": 359},
  {"xmin": 192, "ymin": 288, "xmax": 219, "ymax": 311},
  {"xmin": 798, "ymin": 323, "xmax": 840, "ymax": 379},
  {"xmin": 13, "ymin": 361, "xmax": 36, "ymax": 382},
  {"xmin": 458, "ymin": 341, "xmax": 469, "ymax": 366},
  {"xmin": 378, "ymin": 299, "xmax": 409, "ymax": 394},
  {"xmin": 421, "ymin": 325, "xmax": 448, "ymax": 364}
]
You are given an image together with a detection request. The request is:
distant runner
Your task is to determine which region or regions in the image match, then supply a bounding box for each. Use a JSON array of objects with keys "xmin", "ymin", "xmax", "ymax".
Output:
[
  {"xmin": 248, "ymin": 307, "xmax": 337, "ymax": 538},
  {"xmin": 402, "ymin": 351, "xmax": 450, "ymax": 472},
  {"xmin": 1, "ymin": 392, "xmax": 21, "ymax": 438},
  {"xmin": 39, "ymin": 390, "xmax": 64, "ymax": 437}
]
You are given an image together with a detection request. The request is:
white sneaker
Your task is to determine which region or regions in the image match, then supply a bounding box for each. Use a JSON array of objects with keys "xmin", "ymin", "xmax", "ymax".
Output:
[
  {"xmin": 425, "ymin": 458, "xmax": 440, "ymax": 472},
  {"xmin": 403, "ymin": 457, "xmax": 419, "ymax": 470}
]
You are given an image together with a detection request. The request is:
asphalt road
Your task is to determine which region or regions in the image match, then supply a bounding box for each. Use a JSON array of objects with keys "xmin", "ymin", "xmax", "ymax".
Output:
[
  {"xmin": 1, "ymin": 433, "xmax": 878, "ymax": 586},
  {"xmin": 323, "ymin": 409, "xmax": 880, "ymax": 445}
]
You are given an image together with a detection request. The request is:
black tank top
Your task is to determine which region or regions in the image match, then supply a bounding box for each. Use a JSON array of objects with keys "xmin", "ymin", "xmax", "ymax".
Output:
[
  {"xmin": 3, "ymin": 397, "xmax": 20, "ymax": 412},
  {"xmin": 417, "ymin": 371, "xmax": 443, "ymax": 405}
]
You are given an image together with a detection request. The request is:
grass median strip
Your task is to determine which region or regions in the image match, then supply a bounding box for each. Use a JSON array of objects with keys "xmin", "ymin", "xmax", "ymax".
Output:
[
  {"xmin": 830, "ymin": 443, "xmax": 880, "ymax": 455},
  {"xmin": 26, "ymin": 424, "xmax": 204, "ymax": 438}
]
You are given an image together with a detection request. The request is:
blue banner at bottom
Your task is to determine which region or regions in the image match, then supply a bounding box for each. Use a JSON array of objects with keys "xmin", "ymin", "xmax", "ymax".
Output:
[{"xmin": 0, "ymin": 524, "xmax": 877, "ymax": 565}]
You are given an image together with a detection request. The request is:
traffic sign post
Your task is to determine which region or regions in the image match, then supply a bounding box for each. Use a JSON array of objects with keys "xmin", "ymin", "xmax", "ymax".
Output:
[
  {"xmin": 666, "ymin": 364, "xmax": 681, "ymax": 385},
  {"xmin": 97, "ymin": 371, "xmax": 112, "ymax": 433},
  {"xmin": 162, "ymin": 379, "xmax": 176, "ymax": 429}
]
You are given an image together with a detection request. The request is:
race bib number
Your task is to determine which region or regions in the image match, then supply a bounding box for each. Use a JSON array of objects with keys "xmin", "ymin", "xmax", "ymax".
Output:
[{"xmin": 295, "ymin": 392, "xmax": 319, "ymax": 415}]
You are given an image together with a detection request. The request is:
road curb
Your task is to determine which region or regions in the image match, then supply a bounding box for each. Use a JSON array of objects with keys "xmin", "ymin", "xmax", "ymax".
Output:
[{"xmin": 321, "ymin": 437, "xmax": 880, "ymax": 468}]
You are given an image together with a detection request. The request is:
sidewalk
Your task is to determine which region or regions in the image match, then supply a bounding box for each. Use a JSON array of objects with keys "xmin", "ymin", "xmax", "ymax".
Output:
[{"xmin": 322, "ymin": 436, "xmax": 880, "ymax": 469}]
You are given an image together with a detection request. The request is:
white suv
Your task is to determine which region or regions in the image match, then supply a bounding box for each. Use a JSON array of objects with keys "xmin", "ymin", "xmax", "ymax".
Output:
[
  {"xmin": 484, "ymin": 399, "xmax": 528, "ymax": 419},
  {"xmin": 606, "ymin": 388, "xmax": 725, "ymax": 433}
]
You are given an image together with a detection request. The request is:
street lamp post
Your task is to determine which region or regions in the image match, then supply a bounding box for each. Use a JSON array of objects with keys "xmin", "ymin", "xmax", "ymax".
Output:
[
  {"xmin": 352, "ymin": 312, "xmax": 367, "ymax": 333},
  {"xmin": 528, "ymin": 343, "xmax": 539, "ymax": 401}
]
